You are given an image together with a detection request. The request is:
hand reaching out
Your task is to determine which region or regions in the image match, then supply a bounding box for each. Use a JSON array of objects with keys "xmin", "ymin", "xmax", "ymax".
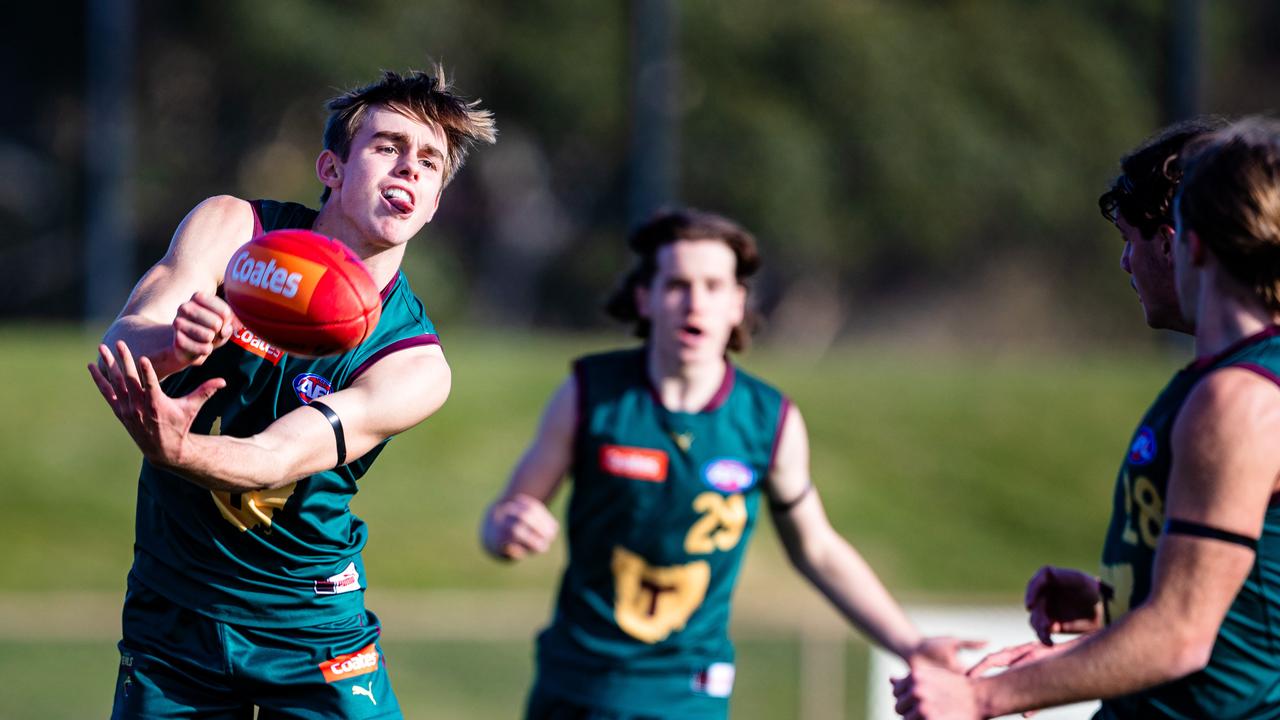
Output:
[
  {"xmin": 911, "ymin": 636, "xmax": 988, "ymax": 673},
  {"xmin": 88, "ymin": 340, "xmax": 225, "ymax": 469}
]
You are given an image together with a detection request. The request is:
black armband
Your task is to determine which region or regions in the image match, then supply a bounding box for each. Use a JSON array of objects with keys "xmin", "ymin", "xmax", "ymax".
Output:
[
  {"xmin": 308, "ymin": 401, "xmax": 347, "ymax": 467},
  {"xmin": 768, "ymin": 483, "xmax": 814, "ymax": 514},
  {"xmin": 1164, "ymin": 518, "xmax": 1258, "ymax": 551}
]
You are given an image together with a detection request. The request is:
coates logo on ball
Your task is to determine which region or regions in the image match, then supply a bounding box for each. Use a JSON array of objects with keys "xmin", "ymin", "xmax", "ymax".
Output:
[
  {"xmin": 225, "ymin": 246, "xmax": 327, "ymax": 315},
  {"xmin": 702, "ymin": 458, "xmax": 756, "ymax": 493},
  {"xmin": 1128, "ymin": 426, "xmax": 1157, "ymax": 466},
  {"xmin": 293, "ymin": 373, "xmax": 332, "ymax": 404},
  {"xmin": 222, "ymin": 230, "xmax": 382, "ymax": 357}
]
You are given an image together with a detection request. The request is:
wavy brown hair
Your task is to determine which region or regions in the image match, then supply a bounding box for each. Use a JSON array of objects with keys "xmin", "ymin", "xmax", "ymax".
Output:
[
  {"xmin": 321, "ymin": 64, "xmax": 496, "ymax": 202},
  {"xmin": 1178, "ymin": 117, "xmax": 1280, "ymax": 313},
  {"xmin": 1098, "ymin": 117, "xmax": 1228, "ymax": 238},
  {"xmin": 605, "ymin": 208, "xmax": 762, "ymax": 353}
]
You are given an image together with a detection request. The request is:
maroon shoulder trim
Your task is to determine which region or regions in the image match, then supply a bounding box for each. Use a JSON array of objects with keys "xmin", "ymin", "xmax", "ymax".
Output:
[
  {"xmin": 701, "ymin": 359, "xmax": 736, "ymax": 412},
  {"xmin": 1233, "ymin": 362, "xmax": 1280, "ymax": 389},
  {"xmin": 249, "ymin": 199, "xmax": 264, "ymax": 237},
  {"xmin": 768, "ymin": 397, "xmax": 793, "ymax": 471},
  {"xmin": 349, "ymin": 334, "xmax": 441, "ymax": 381},
  {"xmin": 1190, "ymin": 326, "xmax": 1280, "ymax": 371},
  {"xmin": 379, "ymin": 271, "xmax": 401, "ymax": 303}
]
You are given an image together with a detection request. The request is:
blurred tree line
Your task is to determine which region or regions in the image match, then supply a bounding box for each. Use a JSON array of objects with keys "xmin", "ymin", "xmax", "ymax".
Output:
[{"xmin": 5, "ymin": 0, "xmax": 1280, "ymax": 350}]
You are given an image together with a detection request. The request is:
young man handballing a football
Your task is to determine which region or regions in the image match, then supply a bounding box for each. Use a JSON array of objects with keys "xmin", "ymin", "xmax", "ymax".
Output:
[{"xmin": 88, "ymin": 67, "xmax": 494, "ymax": 718}]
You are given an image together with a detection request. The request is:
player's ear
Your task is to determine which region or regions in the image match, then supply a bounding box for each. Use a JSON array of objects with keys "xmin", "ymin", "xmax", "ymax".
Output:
[
  {"xmin": 1185, "ymin": 227, "xmax": 1208, "ymax": 267},
  {"xmin": 729, "ymin": 283, "xmax": 746, "ymax": 327},
  {"xmin": 1157, "ymin": 224, "xmax": 1176, "ymax": 259},
  {"xmin": 633, "ymin": 283, "xmax": 651, "ymax": 319},
  {"xmin": 316, "ymin": 150, "xmax": 343, "ymax": 192}
]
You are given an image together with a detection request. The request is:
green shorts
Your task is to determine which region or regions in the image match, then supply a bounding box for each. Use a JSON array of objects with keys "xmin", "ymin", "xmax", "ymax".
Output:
[{"xmin": 112, "ymin": 577, "xmax": 401, "ymax": 719}]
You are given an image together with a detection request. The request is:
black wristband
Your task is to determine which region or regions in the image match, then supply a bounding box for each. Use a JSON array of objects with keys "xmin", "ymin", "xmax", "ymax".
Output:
[
  {"xmin": 1164, "ymin": 518, "xmax": 1258, "ymax": 551},
  {"xmin": 308, "ymin": 401, "xmax": 347, "ymax": 467}
]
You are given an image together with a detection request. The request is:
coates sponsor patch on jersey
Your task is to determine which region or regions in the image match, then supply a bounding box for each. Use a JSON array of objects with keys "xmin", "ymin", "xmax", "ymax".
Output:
[
  {"xmin": 600, "ymin": 444, "xmax": 669, "ymax": 482},
  {"xmin": 702, "ymin": 458, "xmax": 756, "ymax": 493},
  {"xmin": 319, "ymin": 642, "xmax": 378, "ymax": 683},
  {"xmin": 1128, "ymin": 426, "xmax": 1157, "ymax": 466},
  {"xmin": 230, "ymin": 325, "xmax": 284, "ymax": 365},
  {"xmin": 293, "ymin": 372, "xmax": 332, "ymax": 404},
  {"xmin": 314, "ymin": 561, "xmax": 361, "ymax": 596}
]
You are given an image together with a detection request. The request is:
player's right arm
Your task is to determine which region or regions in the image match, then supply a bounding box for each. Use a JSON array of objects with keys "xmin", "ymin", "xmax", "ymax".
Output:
[
  {"xmin": 479, "ymin": 375, "xmax": 576, "ymax": 561},
  {"xmin": 102, "ymin": 195, "xmax": 254, "ymax": 379}
]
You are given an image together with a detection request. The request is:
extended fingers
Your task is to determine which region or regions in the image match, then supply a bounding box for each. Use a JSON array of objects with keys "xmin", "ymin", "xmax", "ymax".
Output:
[
  {"xmin": 967, "ymin": 645, "xmax": 1032, "ymax": 677},
  {"xmin": 115, "ymin": 340, "xmax": 142, "ymax": 388},
  {"xmin": 87, "ymin": 362, "xmax": 118, "ymax": 404},
  {"xmin": 140, "ymin": 356, "xmax": 163, "ymax": 392}
]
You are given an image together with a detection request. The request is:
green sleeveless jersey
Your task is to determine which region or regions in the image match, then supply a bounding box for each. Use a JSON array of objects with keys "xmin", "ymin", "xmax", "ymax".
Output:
[
  {"xmin": 1099, "ymin": 327, "xmax": 1280, "ymax": 719},
  {"xmin": 536, "ymin": 348, "xmax": 789, "ymax": 715},
  {"xmin": 130, "ymin": 199, "xmax": 441, "ymax": 627}
]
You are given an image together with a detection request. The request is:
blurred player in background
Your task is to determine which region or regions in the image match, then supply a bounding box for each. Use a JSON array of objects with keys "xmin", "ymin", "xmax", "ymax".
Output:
[
  {"xmin": 893, "ymin": 118, "xmax": 1280, "ymax": 718},
  {"xmin": 481, "ymin": 209, "xmax": 979, "ymax": 720},
  {"xmin": 88, "ymin": 67, "xmax": 494, "ymax": 718}
]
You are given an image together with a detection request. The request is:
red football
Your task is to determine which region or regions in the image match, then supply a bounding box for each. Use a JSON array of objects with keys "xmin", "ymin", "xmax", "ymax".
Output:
[{"xmin": 222, "ymin": 229, "xmax": 381, "ymax": 357}]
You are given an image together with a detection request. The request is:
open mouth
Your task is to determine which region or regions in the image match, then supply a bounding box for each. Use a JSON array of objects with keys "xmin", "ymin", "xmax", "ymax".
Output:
[
  {"xmin": 382, "ymin": 187, "xmax": 415, "ymax": 215},
  {"xmin": 677, "ymin": 324, "xmax": 705, "ymax": 345}
]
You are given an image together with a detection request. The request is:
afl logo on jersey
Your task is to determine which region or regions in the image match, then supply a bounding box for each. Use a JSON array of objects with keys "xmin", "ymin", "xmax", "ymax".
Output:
[
  {"xmin": 703, "ymin": 458, "xmax": 756, "ymax": 493},
  {"xmin": 1128, "ymin": 426, "xmax": 1157, "ymax": 466},
  {"xmin": 293, "ymin": 373, "xmax": 332, "ymax": 404}
]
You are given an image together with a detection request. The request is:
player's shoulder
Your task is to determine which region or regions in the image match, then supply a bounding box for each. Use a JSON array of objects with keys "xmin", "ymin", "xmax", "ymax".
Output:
[
  {"xmin": 1178, "ymin": 364, "xmax": 1280, "ymax": 442},
  {"xmin": 188, "ymin": 194, "xmax": 255, "ymax": 225}
]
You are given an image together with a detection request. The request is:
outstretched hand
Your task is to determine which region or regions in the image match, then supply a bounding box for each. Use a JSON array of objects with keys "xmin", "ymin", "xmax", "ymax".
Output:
[
  {"xmin": 910, "ymin": 636, "xmax": 988, "ymax": 673},
  {"xmin": 964, "ymin": 640, "xmax": 1073, "ymax": 718},
  {"xmin": 88, "ymin": 340, "xmax": 225, "ymax": 469}
]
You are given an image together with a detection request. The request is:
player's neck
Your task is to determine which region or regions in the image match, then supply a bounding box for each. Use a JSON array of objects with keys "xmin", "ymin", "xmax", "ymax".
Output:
[
  {"xmin": 312, "ymin": 208, "xmax": 405, "ymax": 290},
  {"xmin": 1192, "ymin": 276, "xmax": 1280, "ymax": 359},
  {"xmin": 646, "ymin": 343, "xmax": 728, "ymax": 413}
]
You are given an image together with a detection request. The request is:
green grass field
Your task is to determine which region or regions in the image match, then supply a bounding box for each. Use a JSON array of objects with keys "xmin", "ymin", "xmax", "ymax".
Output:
[{"xmin": 0, "ymin": 324, "xmax": 1181, "ymax": 718}]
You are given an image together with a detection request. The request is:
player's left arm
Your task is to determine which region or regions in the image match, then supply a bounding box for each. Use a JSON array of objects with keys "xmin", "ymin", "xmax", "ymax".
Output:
[
  {"xmin": 768, "ymin": 404, "xmax": 980, "ymax": 667},
  {"xmin": 894, "ymin": 367, "xmax": 1280, "ymax": 719},
  {"xmin": 88, "ymin": 339, "xmax": 450, "ymax": 492}
]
